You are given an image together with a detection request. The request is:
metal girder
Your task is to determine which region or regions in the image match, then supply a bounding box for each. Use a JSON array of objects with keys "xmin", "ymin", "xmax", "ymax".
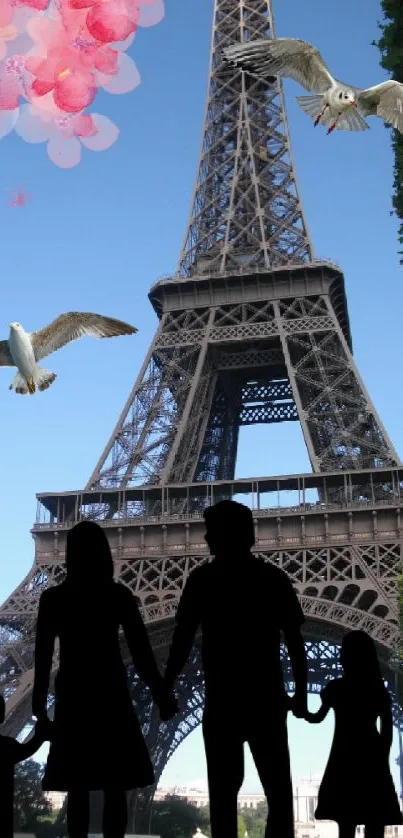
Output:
[
  {"xmin": 85, "ymin": 281, "xmax": 399, "ymax": 489},
  {"xmin": 178, "ymin": 0, "xmax": 313, "ymax": 274}
]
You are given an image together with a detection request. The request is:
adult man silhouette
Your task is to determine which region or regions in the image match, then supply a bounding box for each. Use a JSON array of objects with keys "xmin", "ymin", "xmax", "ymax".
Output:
[{"xmin": 165, "ymin": 500, "xmax": 308, "ymax": 838}]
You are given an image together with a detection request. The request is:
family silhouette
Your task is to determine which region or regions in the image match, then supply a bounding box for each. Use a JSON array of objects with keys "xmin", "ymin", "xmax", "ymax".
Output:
[{"xmin": 0, "ymin": 501, "xmax": 402, "ymax": 838}]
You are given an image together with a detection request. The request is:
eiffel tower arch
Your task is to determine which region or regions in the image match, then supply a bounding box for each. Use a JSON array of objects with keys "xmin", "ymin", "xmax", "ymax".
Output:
[{"xmin": 1, "ymin": 0, "xmax": 403, "ymax": 831}]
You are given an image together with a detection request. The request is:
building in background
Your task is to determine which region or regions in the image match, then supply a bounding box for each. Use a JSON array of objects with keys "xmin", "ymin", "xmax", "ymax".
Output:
[
  {"xmin": 44, "ymin": 779, "xmax": 403, "ymax": 836},
  {"xmin": 44, "ymin": 790, "xmax": 67, "ymax": 811},
  {"xmin": 156, "ymin": 779, "xmax": 403, "ymax": 837}
]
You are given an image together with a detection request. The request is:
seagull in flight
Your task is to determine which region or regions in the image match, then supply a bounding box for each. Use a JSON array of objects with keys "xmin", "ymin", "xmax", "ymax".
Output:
[
  {"xmin": 223, "ymin": 37, "xmax": 403, "ymax": 135},
  {"xmin": 0, "ymin": 312, "xmax": 138, "ymax": 395}
]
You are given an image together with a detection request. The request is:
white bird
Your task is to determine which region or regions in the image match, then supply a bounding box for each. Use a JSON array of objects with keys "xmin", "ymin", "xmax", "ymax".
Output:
[
  {"xmin": 223, "ymin": 37, "xmax": 403, "ymax": 135},
  {"xmin": 0, "ymin": 312, "xmax": 138, "ymax": 395}
]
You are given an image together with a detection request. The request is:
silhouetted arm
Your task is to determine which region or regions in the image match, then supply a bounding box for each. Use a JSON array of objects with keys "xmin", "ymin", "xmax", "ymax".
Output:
[
  {"xmin": 165, "ymin": 572, "xmax": 201, "ymax": 687},
  {"xmin": 305, "ymin": 681, "xmax": 335, "ymax": 724},
  {"xmin": 32, "ymin": 589, "xmax": 57, "ymax": 720},
  {"xmin": 285, "ymin": 628, "xmax": 308, "ymax": 716},
  {"xmin": 305, "ymin": 705, "xmax": 329, "ymax": 724},
  {"xmin": 379, "ymin": 688, "xmax": 393, "ymax": 755},
  {"xmin": 280, "ymin": 573, "xmax": 307, "ymax": 716},
  {"xmin": 119, "ymin": 585, "xmax": 165, "ymax": 704}
]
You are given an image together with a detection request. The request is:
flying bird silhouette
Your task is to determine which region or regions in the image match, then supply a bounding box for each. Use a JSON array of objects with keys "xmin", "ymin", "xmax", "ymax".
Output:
[
  {"xmin": 223, "ymin": 37, "xmax": 403, "ymax": 135},
  {"xmin": 0, "ymin": 312, "xmax": 138, "ymax": 395}
]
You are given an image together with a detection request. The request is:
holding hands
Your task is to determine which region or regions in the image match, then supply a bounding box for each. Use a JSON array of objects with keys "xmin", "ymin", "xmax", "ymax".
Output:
[
  {"xmin": 287, "ymin": 692, "xmax": 308, "ymax": 719},
  {"xmin": 287, "ymin": 692, "xmax": 327, "ymax": 724}
]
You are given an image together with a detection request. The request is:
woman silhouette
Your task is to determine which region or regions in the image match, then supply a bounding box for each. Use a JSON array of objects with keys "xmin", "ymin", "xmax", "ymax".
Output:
[
  {"xmin": 305, "ymin": 630, "xmax": 402, "ymax": 838},
  {"xmin": 32, "ymin": 520, "xmax": 176, "ymax": 838}
]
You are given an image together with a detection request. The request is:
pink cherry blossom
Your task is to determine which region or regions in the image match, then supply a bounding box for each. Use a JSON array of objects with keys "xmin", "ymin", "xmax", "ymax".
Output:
[
  {"xmin": 55, "ymin": 0, "xmax": 139, "ymax": 43},
  {"xmin": 0, "ymin": 0, "xmax": 164, "ymax": 164},
  {"xmin": 15, "ymin": 102, "xmax": 118, "ymax": 166},
  {"xmin": 26, "ymin": 45, "xmax": 97, "ymax": 111},
  {"xmin": 86, "ymin": 0, "xmax": 139, "ymax": 43},
  {"xmin": 25, "ymin": 11, "xmax": 119, "ymax": 78}
]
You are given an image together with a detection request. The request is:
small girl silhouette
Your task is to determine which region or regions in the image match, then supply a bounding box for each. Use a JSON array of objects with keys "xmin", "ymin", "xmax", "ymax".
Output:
[
  {"xmin": 305, "ymin": 630, "xmax": 402, "ymax": 838},
  {"xmin": 0, "ymin": 694, "xmax": 48, "ymax": 838}
]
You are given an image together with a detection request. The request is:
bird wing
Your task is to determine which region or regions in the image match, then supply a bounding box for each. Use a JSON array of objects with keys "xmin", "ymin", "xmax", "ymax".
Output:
[
  {"xmin": 0, "ymin": 340, "xmax": 13, "ymax": 366},
  {"xmin": 30, "ymin": 312, "xmax": 138, "ymax": 362},
  {"xmin": 223, "ymin": 37, "xmax": 335, "ymax": 92},
  {"xmin": 357, "ymin": 80, "xmax": 403, "ymax": 132}
]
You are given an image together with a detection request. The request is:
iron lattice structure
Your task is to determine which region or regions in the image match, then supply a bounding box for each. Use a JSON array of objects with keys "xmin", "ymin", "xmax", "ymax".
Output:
[{"xmin": 0, "ymin": 0, "xmax": 403, "ymax": 831}]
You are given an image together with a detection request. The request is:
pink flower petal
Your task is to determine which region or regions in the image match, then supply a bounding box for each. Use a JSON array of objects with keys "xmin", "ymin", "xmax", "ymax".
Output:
[
  {"xmin": 86, "ymin": 0, "xmax": 138, "ymax": 43},
  {"xmin": 0, "ymin": 76, "xmax": 20, "ymax": 109},
  {"xmin": 12, "ymin": 7, "xmax": 37, "ymax": 35},
  {"xmin": 137, "ymin": 0, "xmax": 164, "ymax": 27},
  {"xmin": 30, "ymin": 90, "xmax": 61, "ymax": 113},
  {"xmin": 68, "ymin": 0, "xmax": 95, "ymax": 8},
  {"xmin": 25, "ymin": 55, "xmax": 44, "ymax": 74},
  {"xmin": 100, "ymin": 52, "xmax": 139, "ymax": 94},
  {"xmin": 32, "ymin": 77, "xmax": 54, "ymax": 96},
  {"xmin": 79, "ymin": 112, "xmax": 118, "ymax": 150},
  {"xmin": 25, "ymin": 15, "xmax": 58, "ymax": 47},
  {"xmin": 47, "ymin": 133, "xmax": 81, "ymax": 167},
  {"xmin": 0, "ymin": 0, "xmax": 12, "ymax": 29},
  {"xmin": 54, "ymin": 72, "xmax": 96, "ymax": 112},
  {"xmin": 0, "ymin": 41, "xmax": 6, "ymax": 60},
  {"xmin": 0, "ymin": 106, "xmax": 18, "ymax": 137},
  {"xmin": 23, "ymin": 0, "xmax": 51, "ymax": 11},
  {"xmin": 73, "ymin": 112, "xmax": 96, "ymax": 136},
  {"xmin": 113, "ymin": 31, "xmax": 135, "ymax": 51},
  {"xmin": 15, "ymin": 102, "xmax": 53, "ymax": 141},
  {"xmin": 94, "ymin": 45, "xmax": 118, "ymax": 75}
]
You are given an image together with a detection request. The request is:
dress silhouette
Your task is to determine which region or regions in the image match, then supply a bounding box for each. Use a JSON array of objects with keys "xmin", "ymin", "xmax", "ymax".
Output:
[
  {"xmin": 306, "ymin": 630, "xmax": 402, "ymax": 838},
  {"xmin": 165, "ymin": 499, "xmax": 308, "ymax": 838},
  {"xmin": 32, "ymin": 520, "xmax": 176, "ymax": 838},
  {"xmin": 0, "ymin": 694, "xmax": 46, "ymax": 838}
]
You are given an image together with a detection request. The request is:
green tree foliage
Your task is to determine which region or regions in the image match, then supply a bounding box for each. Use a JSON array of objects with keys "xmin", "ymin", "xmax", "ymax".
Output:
[
  {"xmin": 13, "ymin": 759, "xmax": 53, "ymax": 836},
  {"xmin": 237, "ymin": 813, "xmax": 247, "ymax": 838},
  {"xmin": 375, "ymin": 1, "xmax": 403, "ymax": 257},
  {"xmin": 150, "ymin": 796, "xmax": 270, "ymax": 838},
  {"xmin": 243, "ymin": 801, "xmax": 268, "ymax": 838},
  {"xmin": 198, "ymin": 805, "xmax": 211, "ymax": 836},
  {"xmin": 150, "ymin": 795, "xmax": 210, "ymax": 838}
]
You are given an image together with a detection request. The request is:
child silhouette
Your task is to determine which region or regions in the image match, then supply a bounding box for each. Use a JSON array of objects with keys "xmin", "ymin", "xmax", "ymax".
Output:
[
  {"xmin": 0, "ymin": 693, "xmax": 49, "ymax": 838},
  {"xmin": 305, "ymin": 630, "xmax": 402, "ymax": 838}
]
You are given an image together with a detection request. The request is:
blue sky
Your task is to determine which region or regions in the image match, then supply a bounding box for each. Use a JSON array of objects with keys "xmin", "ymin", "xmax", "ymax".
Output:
[{"xmin": 1, "ymin": 0, "xmax": 402, "ymax": 797}]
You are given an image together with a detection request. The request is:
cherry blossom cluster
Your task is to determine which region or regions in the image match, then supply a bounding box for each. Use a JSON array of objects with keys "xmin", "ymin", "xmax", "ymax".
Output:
[{"xmin": 0, "ymin": 0, "xmax": 164, "ymax": 166}]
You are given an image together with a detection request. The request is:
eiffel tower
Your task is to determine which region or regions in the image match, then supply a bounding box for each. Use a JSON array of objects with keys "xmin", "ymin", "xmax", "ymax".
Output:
[{"xmin": 1, "ymin": 0, "xmax": 403, "ymax": 831}]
